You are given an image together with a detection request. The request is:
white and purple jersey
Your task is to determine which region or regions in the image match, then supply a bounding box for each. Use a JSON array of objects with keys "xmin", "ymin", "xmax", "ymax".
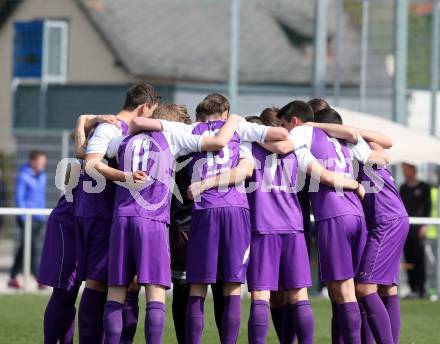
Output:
[
  {"xmin": 76, "ymin": 120, "xmax": 129, "ymax": 219},
  {"xmin": 114, "ymin": 132, "xmax": 174, "ymax": 223},
  {"xmin": 358, "ymin": 164, "xmax": 408, "ymax": 229},
  {"xmin": 290, "ymin": 126, "xmax": 365, "ymax": 221},
  {"xmin": 189, "ymin": 120, "xmax": 248, "ymax": 210},
  {"xmin": 243, "ymin": 143, "xmax": 315, "ymax": 234},
  {"xmin": 107, "ymin": 121, "xmax": 203, "ymax": 224}
]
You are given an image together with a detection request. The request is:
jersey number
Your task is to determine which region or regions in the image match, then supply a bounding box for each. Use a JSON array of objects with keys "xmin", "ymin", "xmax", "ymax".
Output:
[
  {"xmin": 326, "ymin": 137, "xmax": 346, "ymax": 169},
  {"xmin": 206, "ymin": 129, "xmax": 230, "ymax": 167},
  {"xmin": 131, "ymin": 138, "xmax": 150, "ymax": 172}
]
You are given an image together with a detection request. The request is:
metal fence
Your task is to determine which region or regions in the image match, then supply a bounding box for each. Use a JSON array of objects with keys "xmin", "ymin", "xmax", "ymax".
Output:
[{"xmin": 322, "ymin": 0, "xmax": 440, "ymax": 136}]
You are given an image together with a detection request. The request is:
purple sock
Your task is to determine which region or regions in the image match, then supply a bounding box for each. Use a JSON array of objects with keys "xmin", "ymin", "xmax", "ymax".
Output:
[
  {"xmin": 145, "ymin": 301, "xmax": 166, "ymax": 344},
  {"xmin": 78, "ymin": 288, "xmax": 107, "ymax": 344},
  {"xmin": 103, "ymin": 301, "xmax": 124, "ymax": 344},
  {"xmin": 222, "ymin": 295, "xmax": 241, "ymax": 344},
  {"xmin": 331, "ymin": 302, "xmax": 343, "ymax": 344},
  {"xmin": 336, "ymin": 302, "xmax": 361, "ymax": 344},
  {"xmin": 381, "ymin": 295, "xmax": 400, "ymax": 344},
  {"xmin": 248, "ymin": 300, "xmax": 269, "ymax": 344},
  {"xmin": 121, "ymin": 291, "xmax": 140, "ymax": 343},
  {"xmin": 281, "ymin": 303, "xmax": 296, "ymax": 344},
  {"xmin": 360, "ymin": 302, "xmax": 374, "ymax": 344},
  {"xmin": 44, "ymin": 285, "xmax": 79, "ymax": 344},
  {"xmin": 185, "ymin": 296, "xmax": 205, "ymax": 344},
  {"xmin": 291, "ymin": 301, "xmax": 314, "ymax": 344},
  {"xmin": 360, "ymin": 293, "xmax": 393, "ymax": 344},
  {"xmin": 270, "ymin": 305, "xmax": 285, "ymax": 342},
  {"xmin": 61, "ymin": 308, "xmax": 76, "ymax": 344}
]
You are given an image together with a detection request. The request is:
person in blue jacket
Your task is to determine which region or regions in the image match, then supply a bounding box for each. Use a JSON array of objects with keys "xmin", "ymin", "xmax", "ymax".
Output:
[{"xmin": 8, "ymin": 150, "xmax": 47, "ymax": 289}]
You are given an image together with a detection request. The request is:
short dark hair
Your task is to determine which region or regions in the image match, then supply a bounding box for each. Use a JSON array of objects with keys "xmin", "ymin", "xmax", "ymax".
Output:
[
  {"xmin": 277, "ymin": 101, "xmax": 314, "ymax": 123},
  {"xmin": 123, "ymin": 83, "xmax": 160, "ymax": 111},
  {"xmin": 308, "ymin": 98, "xmax": 330, "ymax": 115},
  {"xmin": 29, "ymin": 150, "xmax": 46, "ymax": 161},
  {"xmin": 245, "ymin": 116, "xmax": 263, "ymax": 125},
  {"xmin": 196, "ymin": 93, "xmax": 230, "ymax": 120},
  {"xmin": 315, "ymin": 108, "xmax": 343, "ymax": 125},
  {"xmin": 259, "ymin": 107, "xmax": 280, "ymax": 127}
]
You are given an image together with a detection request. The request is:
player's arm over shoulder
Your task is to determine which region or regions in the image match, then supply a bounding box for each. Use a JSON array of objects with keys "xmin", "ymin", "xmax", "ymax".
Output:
[
  {"xmin": 130, "ymin": 117, "xmax": 166, "ymax": 134},
  {"xmin": 237, "ymin": 120, "xmax": 288, "ymax": 143},
  {"xmin": 349, "ymin": 137, "xmax": 390, "ymax": 166},
  {"xmin": 259, "ymin": 125, "xmax": 312, "ymax": 154}
]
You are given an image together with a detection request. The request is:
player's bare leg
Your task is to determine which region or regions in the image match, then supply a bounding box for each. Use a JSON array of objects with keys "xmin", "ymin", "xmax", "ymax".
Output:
[
  {"xmin": 356, "ymin": 282, "xmax": 393, "ymax": 344},
  {"xmin": 85, "ymin": 279, "xmax": 107, "ymax": 292},
  {"xmin": 378, "ymin": 285, "xmax": 400, "ymax": 344},
  {"xmin": 328, "ymin": 279, "xmax": 361, "ymax": 344},
  {"xmin": 107, "ymin": 286, "xmax": 128, "ymax": 303},
  {"xmin": 186, "ymin": 283, "xmax": 208, "ymax": 344},
  {"xmin": 144, "ymin": 284, "xmax": 167, "ymax": 344}
]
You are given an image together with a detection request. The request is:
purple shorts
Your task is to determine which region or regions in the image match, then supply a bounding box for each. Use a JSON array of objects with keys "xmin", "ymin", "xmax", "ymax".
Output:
[
  {"xmin": 356, "ymin": 217, "xmax": 409, "ymax": 286},
  {"xmin": 108, "ymin": 216, "xmax": 171, "ymax": 288},
  {"xmin": 247, "ymin": 232, "xmax": 312, "ymax": 291},
  {"xmin": 38, "ymin": 216, "xmax": 77, "ymax": 290},
  {"xmin": 76, "ymin": 217, "xmax": 111, "ymax": 282},
  {"xmin": 186, "ymin": 207, "xmax": 251, "ymax": 284},
  {"xmin": 317, "ymin": 215, "xmax": 367, "ymax": 282}
]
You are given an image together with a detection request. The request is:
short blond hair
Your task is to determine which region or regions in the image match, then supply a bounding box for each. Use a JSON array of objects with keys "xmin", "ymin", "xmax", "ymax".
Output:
[{"xmin": 152, "ymin": 104, "xmax": 192, "ymax": 124}]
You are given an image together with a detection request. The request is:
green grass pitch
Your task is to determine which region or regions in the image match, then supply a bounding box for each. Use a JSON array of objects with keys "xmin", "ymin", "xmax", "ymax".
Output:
[{"xmin": 0, "ymin": 294, "xmax": 439, "ymax": 343}]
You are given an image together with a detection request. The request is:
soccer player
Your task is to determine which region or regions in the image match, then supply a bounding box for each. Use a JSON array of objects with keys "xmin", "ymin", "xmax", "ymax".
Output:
[
  {"xmin": 39, "ymin": 114, "xmax": 119, "ymax": 344},
  {"xmin": 169, "ymin": 111, "xmax": 225, "ymax": 343},
  {"xmin": 39, "ymin": 161, "xmax": 81, "ymax": 344},
  {"xmin": 100, "ymin": 104, "xmax": 243, "ymax": 344},
  {"xmin": 267, "ymin": 101, "xmax": 330, "ymax": 342},
  {"xmin": 76, "ymin": 83, "xmax": 160, "ymax": 343},
  {"xmin": 271, "ymin": 100, "xmax": 370, "ymax": 344},
  {"xmin": 313, "ymin": 108, "xmax": 409, "ymax": 344}
]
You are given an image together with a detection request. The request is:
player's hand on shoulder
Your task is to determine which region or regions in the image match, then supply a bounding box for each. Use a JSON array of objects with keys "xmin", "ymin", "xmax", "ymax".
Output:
[
  {"xmin": 96, "ymin": 115, "xmax": 120, "ymax": 128},
  {"xmin": 355, "ymin": 182, "xmax": 366, "ymax": 200}
]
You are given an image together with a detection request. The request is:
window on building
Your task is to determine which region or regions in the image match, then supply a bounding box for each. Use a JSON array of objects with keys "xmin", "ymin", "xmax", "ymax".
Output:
[{"xmin": 42, "ymin": 20, "xmax": 68, "ymax": 83}]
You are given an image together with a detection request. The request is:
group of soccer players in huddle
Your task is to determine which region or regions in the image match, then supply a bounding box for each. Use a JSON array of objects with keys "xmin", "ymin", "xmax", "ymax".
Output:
[{"xmin": 38, "ymin": 82, "xmax": 409, "ymax": 344}]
